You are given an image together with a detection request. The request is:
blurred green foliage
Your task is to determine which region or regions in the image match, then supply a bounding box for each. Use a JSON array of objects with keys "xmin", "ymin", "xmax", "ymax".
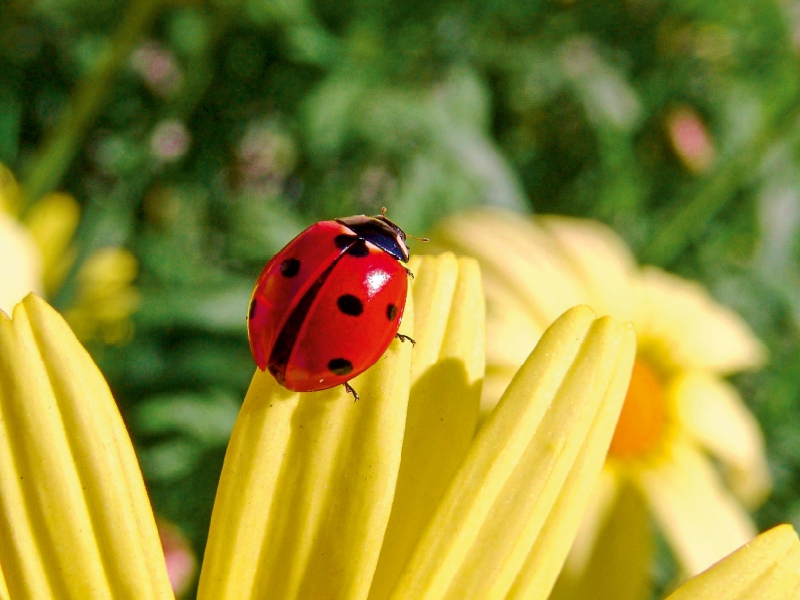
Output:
[{"xmin": 5, "ymin": 0, "xmax": 800, "ymax": 595}]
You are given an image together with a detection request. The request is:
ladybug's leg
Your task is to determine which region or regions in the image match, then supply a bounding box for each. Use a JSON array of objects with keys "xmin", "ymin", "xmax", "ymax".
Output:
[
  {"xmin": 396, "ymin": 333, "xmax": 416, "ymax": 346},
  {"xmin": 344, "ymin": 382, "xmax": 360, "ymax": 402},
  {"xmin": 403, "ymin": 267, "xmax": 415, "ymax": 279}
]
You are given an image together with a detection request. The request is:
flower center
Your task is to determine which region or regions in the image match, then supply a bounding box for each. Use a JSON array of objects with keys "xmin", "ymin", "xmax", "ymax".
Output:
[{"xmin": 608, "ymin": 357, "xmax": 667, "ymax": 460}]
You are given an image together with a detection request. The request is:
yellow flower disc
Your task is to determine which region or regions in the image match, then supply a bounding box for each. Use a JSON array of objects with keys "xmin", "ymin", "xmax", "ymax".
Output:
[{"xmin": 608, "ymin": 358, "xmax": 666, "ymax": 459}]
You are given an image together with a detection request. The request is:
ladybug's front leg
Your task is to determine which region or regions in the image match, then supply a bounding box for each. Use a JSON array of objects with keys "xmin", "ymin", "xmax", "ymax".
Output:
[
  {"xmin": 403, "ymin": 267, "xmax": 415, "ymax": 279},
  {"xmin": 343, "ymin": 382, "xmax": 360, "ymax": 402},
  {"xmin": 396, "ymin": 333, "xmax": 416, "ymax": 346}
]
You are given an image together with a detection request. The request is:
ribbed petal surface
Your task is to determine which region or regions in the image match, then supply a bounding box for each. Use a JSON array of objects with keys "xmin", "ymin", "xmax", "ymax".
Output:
[
  {"xmin": 369, "ymin": 253, "xmax": 485, "ymax": 600},
  {"xmin": 388, "ymin": 305, "xmax": 636, "ymax": 600},
  {"xmin": 666, "ymin": 525, "xmax": 800, "ymax": 600},
  {"xmin": 506, "ymin": 336, "xmax": 639, "ymax": 600},
  {"xmin": 197, "ymin": 294, "xmax": 415, "ymax": 600},
  {"xmin": 0, "ymin": 294, "xmax": 172, "ymax": 600}
]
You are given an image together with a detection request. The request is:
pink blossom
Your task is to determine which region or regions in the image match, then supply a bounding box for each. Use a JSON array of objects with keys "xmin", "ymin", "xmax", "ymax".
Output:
[
  {"xmin": 130, "ymin": 41, "xmax": 184, "ymax": 97},
  {"xmin": 150, "ymin": 120, "xmax": 191, "ymax": 162},
  {"xmin": 667, "ymin": 105, "xmax": 715, "ymax": 173}
]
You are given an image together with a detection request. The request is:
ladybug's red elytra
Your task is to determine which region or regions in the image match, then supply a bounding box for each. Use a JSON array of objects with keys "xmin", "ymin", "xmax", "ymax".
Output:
[{"xmin": 247, "ymin": 212, "xmax": 416, "ymax": 400}]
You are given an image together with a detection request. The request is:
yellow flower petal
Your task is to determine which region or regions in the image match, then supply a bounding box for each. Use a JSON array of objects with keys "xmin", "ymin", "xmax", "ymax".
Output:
[
  {"xmin": 197, "ymin": 294, "xmax": 415, "ymax": 599},
  {"xmin": 0, "ymin": 213, "xmax": 42, "ymax": 315},
  {"xmin": 482, "ymin": 365, "xmax": 522, "ymax": 417},
  {"xmin": 635, "ymin": 267, "xmax": 766, "ymax": 373},
  {"xmin": 672, "ymin": 372, "xmax": 771, "ymax": 507},
  {"xmin": 23, "ymin": 192, "xmax": 80, "ymax": 294},
  {"xmin": 550, "ymin": 481, "xmax": 653, "ymax": 600},
  {"xmin": 557, "ymin": 467, "xmax": 619, "ymax": 578},
  {"xmin": 0, "ymin": 566, "xmax": 9, "ymax": 600},
  {"xmin": 538, "ymin": 215, "xmax": 637, "ymax": 321},
  {"xmin": 369, "ymin": 254, "xmax": 485, "ymax": 600},
  {"xmin": 638, "ymin": 438, "xmax": 757, "ymax": 576},
  {"xmin": 478, "ymin": 274, "xmax": 546, "ymax": 389},
  {"xmin": 431, "ymin": 208, "xmax": 587, "ymax": 331},
  {"xmin": 389, "ymin": 306, "xmax": 636, "ymax": 600},
  {"xmin": 666, "ymin": 524, "xmax": 800, "ymax": 600},
  {"xmin": 63, "ymin": 247, "xmax": 141, "ymax": 344},
  {"xmin": 506, "ymin": 322, "xmax": 638, "ymax": 600},
  {"xmin": 479, "ymin": 279, "xmax": 543, "ymax": 415},
  {"xmin": 0, "ymin": 294, "xmax": 172, "ymax": 599}
]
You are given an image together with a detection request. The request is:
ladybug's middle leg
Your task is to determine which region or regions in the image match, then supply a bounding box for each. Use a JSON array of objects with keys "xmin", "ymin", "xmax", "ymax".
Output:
[
  {"xmin": 343, "ymin": 382, "xmax": 360, "ymax": 402},
  {"xmin": 396, "ymin": 333, "xmax": 416, "ymax": 345}
]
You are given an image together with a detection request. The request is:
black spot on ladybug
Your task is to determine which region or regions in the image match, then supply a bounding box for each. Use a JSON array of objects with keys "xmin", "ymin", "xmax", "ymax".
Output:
[
  {"xmin": 347, "ymin": 240, "xmax": 369, "ymax": 257},
  {"xmin": 335, "ymin": 234, "xmax": 358, "ymax": 249},
  {"xmin": 280, "ymin": 258, "xmax": 300, "ymax": 277},
  {"xmin": 386, "ymin": 303, "xmax": 398, "ymax": 321},
  {"xmin": 248, "ymin": 299, "xmax": 257, "ymax": 320},
  {"xmin": 328, "ymin": 358, "xmax": 353, "ymax": 376},
  {"xmin": 337, "ymin": 294, "xmax": 364, "ymax": 316}
]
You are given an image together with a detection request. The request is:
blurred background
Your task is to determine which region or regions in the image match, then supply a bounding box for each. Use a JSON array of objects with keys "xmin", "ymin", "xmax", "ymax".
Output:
[{"xmin": 2, "ymin": 0, "xmax": 800, "ymax": 597}]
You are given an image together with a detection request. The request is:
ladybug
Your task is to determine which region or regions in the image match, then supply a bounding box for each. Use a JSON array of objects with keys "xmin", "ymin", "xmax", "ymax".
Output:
[{"xmin": 247, "ymin": 211, "xmax": 416, "ymax": 400}]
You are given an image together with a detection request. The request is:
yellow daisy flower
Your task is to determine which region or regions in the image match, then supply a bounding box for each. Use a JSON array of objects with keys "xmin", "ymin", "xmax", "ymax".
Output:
[
  {"xmin": 0, "ymin": 257, "xmax": 796, "ymax": 600},
  {"xmin": 0, "ymin": 162, "xmax": 139, "ymax": 343},
  {"xmin": 430, "ymin": 207, "xmax": 770, "ymax": 594}
]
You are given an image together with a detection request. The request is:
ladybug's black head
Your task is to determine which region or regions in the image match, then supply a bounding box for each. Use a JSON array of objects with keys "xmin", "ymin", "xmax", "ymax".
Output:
[{"xmin": 336, "ymin": 214, "xmax": 410, "ymax": 262}]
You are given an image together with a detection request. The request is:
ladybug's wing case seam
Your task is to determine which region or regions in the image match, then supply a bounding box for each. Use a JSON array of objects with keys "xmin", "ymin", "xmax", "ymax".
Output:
[{"xmin": 266, "ymin": 258, "xmax": 340, "ymax": 384}]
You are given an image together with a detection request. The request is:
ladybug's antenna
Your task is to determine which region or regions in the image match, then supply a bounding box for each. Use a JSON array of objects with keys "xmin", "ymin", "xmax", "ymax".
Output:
[{"xmin": 378, "ymin": 206, "xmax": 429, "ymax": 242}]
